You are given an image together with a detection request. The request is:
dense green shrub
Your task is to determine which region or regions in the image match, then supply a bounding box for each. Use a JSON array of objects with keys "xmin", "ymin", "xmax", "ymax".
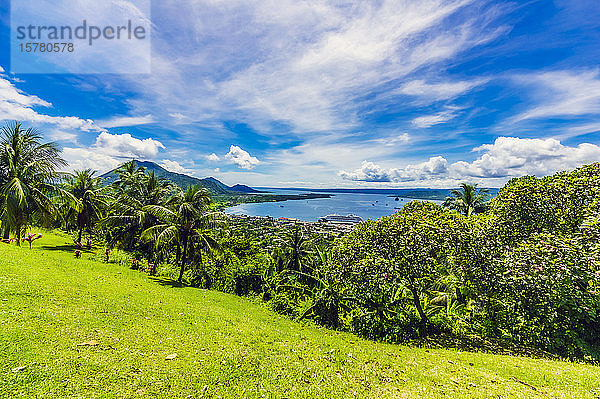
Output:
[
  {"xmin": 493, "ymin": 234, "xmax": 600, "ymax": 359},
  {"xmin": 489, "ymin": 163, "xmax": 600, "ymax": 242},
  {"xmin": 331, "ymin": 201, "xmax": 468, "ymax": 337}
]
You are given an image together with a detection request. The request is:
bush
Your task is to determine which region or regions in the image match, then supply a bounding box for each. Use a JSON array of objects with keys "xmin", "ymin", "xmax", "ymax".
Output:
[
  {"xmin": 494, "ymin": 234, "xmax": 600, "ymax": 359},
  {"xmin": 330, "ymin": 201, "xmax": 468, "ymax": 337}
]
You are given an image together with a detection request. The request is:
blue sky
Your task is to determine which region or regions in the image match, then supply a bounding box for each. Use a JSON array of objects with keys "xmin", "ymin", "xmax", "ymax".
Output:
[{"xmin": 0, "ymin": 0, "xmax": 599, "ymax": 188}]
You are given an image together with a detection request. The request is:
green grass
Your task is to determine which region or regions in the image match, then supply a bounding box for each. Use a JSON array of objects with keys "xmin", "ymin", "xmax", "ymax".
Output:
[{"xmin": 0, "ymin": 231, "xmax": 598, "ymax": 398}]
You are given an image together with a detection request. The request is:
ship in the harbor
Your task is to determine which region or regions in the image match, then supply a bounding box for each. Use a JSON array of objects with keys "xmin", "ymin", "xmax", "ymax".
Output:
[{"xmin": 318, "ymin": 214, "xmax": 363, "ymax": 224}]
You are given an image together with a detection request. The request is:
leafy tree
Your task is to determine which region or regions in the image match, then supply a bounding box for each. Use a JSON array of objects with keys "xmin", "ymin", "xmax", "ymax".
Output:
[
  {"xmin": 443, "ymin": 183, "xmax": 490, "ymax": 216},
  {"xmin": 0, "ymin": 122, "xmax": 66, "ymax": 244},
  {"xmin": 62, "ymin": 169, "xmax": 111, "ymax": 243},
  {"xmin": 141, "ymin": 185, "xmax": 224, "ymax": 285},
  {"xmin": 332, "ymin": 202, "xmax": 467, "ymax": 335}
]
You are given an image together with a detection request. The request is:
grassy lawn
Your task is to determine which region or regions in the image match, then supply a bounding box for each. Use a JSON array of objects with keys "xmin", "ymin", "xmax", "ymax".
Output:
[{"xmin": 0, "ymin": 231, "xmax": 598, "ymax": 398}]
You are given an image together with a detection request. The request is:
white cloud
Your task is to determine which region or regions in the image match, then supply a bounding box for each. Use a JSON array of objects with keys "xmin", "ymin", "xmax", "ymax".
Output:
[
  {"xmin": 94, "ymin": 132, "xmax": 165, "ymax": 159},
  {"xmin": 0, "ymin": 76, "xmax": 103, "ymax": 132},
  {"xmin": 372, "ymin": 132, "xmax": 410, "ymax": 147},
  {"xmin": 98, "ymin": 114, "xmax": 154, "ymax": 128},
  {"xmin": 452, "ymin": 137, "xmax": 600, "ymax": 178},
  {"xmin": 207, "ymin": 153, "xmax": 221, "ymax": 162},
  {"xmin": 412, "ymin": 109, "xmax": 459, "ymax": 128},
  {"xmin": 61, "ymin": 147, "xmax": 122, "ymax": 173},
  {"xmin": 339, "ymin": 157, "xmax": 448, "ymax": 182},
  {"xmin": 49, "ymin": 130, "xmax": 79, "ymax": 143},
  {"xmin": 512, "ymin": 69, "xmax": 600, "ymax": 122},
  {"xmin": 225, "ymin": 145, "xmax": 260, "ymax": 169},
  {"xmin": 339, "ymin": 137, "xmax": 600, "ymax": 185},
  {"xmin": 159, "ymin": 159, "xmax": 192, "ymax": 174},
  {"xmin": 555, "ymin": 122, "xmax": 600, "ymax": 141},
  {"xmin": 116, "ymin": 0, "xmax": 505, "ymax": 134},
  {"xmin": 0, "ymin": 66, "xmax": 4, "ymax": 73},
  {"xmin": 169, "ymin": 112, "xmax": 187, "ymax": 122},
  {"xmin": 398, "ymin": 78, "xmax": 486, "ymax": 101},
  {"xmin": 61, "ymin": 132, "xmax": 166, "ymax": 173},
  {"xmin": 0, "ymin": 77, "xmax": 50, "ymax": 107}
]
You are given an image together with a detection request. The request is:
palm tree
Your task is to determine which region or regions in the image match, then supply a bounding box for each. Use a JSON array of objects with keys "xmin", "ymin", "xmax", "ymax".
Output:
[
  {"xmin": 62, "ymin": 169, "xmax": 111, "ymax": 243},
  {"xmin": 101, "ymin": 165, "xmax": 174, "ymax": 250},
  {"xmin": 113, "ymin": 160, "xmax": 146, "ymax": 193},
  {"xmin": 443, "ymin": 183, "xmax": 490, "ymax": 216},
  {"xmin": 141, "ymin": 185, "xmax": 224, "ymax": 285},
  {"xmin": 0, "ymin": 122, "xmax": 66, "ymax": 244},
  {"xmin": 280, "ymin": 225, "xmax": 312, "ymax": 272}
]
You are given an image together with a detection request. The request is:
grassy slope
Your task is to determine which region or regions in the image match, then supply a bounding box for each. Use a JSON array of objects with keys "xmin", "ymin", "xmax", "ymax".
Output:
[{"xmin": 0, "ymin": 232, "xmax": 598, "ymax": 398}]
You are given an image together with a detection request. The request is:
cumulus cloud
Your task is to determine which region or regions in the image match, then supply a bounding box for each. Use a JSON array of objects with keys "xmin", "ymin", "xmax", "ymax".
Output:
[
  {"xmin": 61, "ymin": 132, "xmax": 165, "ymax": 173},
  {"xmin": 339, "ymin": 157, "xmax": 448, "ymax": 182},
  {"xmin": 339, "ymin": 137, "xmax": 600, "ymax": 184},
  {"xmin": 206, "ymin": 153, "xmax": 220, "ymax": 162},
  {"xmin": 225, "ymin": 145, "xmax": 260, "ymax": 169},
  {"xmin": 98, "ymin": 114, "xmax": 154, "ymax": 128},
  {"xmin": 61, "ymin": 147, "xmax": 122, "ymax": 173},
  {"xmin": 159, "ymin": 159, "xmax": 192, "ymax": 174},
  {"xmin": 452, "ymin": 137, "xmax": 600, "ymax": 178},
  {"xmin": 94, "ymin": 132, "xmax": 165, "ymax": 159}
]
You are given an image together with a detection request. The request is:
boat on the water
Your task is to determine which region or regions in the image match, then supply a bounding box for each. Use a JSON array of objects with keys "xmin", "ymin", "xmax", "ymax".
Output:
[{"xmin": 318, "ymin": 214, "xmax": 363, "ymax": 224}]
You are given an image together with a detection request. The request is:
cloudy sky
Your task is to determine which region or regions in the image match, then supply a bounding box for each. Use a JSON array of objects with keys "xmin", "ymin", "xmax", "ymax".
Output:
[{"xmin": 0, "ymin": 0, "xmax": 599, "ymax": 188}]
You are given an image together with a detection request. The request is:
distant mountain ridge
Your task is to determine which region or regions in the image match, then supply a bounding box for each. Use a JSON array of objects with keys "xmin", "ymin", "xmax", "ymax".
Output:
[
  {"xmin": 255, "ymin": 187, "xmax": 500, "ymax": 201},
  {"xmin": 100, "ymin": 160, "xmax": 261, "ymax": 195}
]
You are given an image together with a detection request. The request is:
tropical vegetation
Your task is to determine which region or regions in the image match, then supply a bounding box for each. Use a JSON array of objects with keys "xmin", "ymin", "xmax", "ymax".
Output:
[{"xmin": 1, "ymin": 122, "xmax": 600, "ymax": 365}]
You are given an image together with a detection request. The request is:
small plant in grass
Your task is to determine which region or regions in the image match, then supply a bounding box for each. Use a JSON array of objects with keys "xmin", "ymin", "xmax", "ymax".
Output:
[
  {"xmin": 147, "ymin": 262, "xmax": 156, "ymax": 275},
  {"xmin": 22, "ymin": 232, "xmax": 43, "ymax": 249}
]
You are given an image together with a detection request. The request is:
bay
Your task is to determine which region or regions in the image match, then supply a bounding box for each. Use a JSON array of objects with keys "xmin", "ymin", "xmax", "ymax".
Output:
[{"xmin": 224, "ymin": 188, "xmax": 442, "ymax": 222}]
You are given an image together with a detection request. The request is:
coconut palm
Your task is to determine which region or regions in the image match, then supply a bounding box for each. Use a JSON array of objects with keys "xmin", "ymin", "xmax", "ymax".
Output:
[
  {"xmin": 62, "ymin": 169, "xmax": 111, "ymax": 243},
  {"xmin": 0, "ymin": 122, "xmax": 66, "ymax": 244},
  {"xmin": 280, "ymin": 225, "xmax": 312, "ymax": 272},
  {"xmin": 141, "ymin": 185, "xmax": 224, "ymax": 285},
  {"xmin": 113, "ymin": 160, "xmax": 146, "ymax": 193},
  {"xmin": 443, "ymin": 183, "xmax": 490, "ymax": 216},
  {"xmin": 102, "ymin": 166, "xmax": 174, "ymax": 250}
]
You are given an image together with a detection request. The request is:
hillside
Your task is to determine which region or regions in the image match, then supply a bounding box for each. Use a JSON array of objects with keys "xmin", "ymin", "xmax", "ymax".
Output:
[
  {"xmin": 100, "ymin": 160, "xmax": 261, "ymax": 194},
  {"xmin": 1, "ymin": 231, "xmax": 598, "ymax": 398}
]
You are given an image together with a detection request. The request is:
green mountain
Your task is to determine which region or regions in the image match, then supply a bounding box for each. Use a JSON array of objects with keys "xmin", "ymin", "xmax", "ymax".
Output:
[{"xmin": 100, "ymin": 160, "xmax": 260, "ymax": 195}]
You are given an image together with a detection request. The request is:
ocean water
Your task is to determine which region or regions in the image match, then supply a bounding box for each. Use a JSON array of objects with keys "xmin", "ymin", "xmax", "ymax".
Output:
[{"xmin": 224, "ymin": 188, "xmax": 442, "ymax": 222}]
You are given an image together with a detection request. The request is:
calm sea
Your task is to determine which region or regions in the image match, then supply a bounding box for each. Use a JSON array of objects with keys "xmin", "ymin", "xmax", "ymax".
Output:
[{"xmin": 224, "ymin": 188, "xmax": 443, "ymax": 222}]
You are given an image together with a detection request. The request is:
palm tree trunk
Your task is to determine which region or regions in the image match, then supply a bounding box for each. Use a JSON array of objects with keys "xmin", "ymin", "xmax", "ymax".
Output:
[
  {"xmin": 178, "ymin": 234, "xmax": 188, "ymax": 285},
  {"xmin": 409, "ymin": 286, "xmax": 428, "ymax": 335},
  {"xmin": 15, "ymin": 225, "xmax": 22, "ymax": 247},
  {"xmin": 455, "ymin": 287, "xmax": 465, "ymax": 304},
  {"xmin": 77, "ymin": 226, "xmax": 83, "ymax": 244}
]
